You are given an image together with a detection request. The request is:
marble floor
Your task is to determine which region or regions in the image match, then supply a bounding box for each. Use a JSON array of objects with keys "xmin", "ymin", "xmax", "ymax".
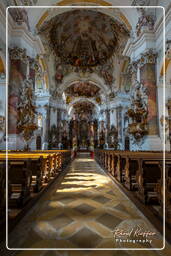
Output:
[{"xmin": 8, "ymin": 153, "xmax": 171, "ymax": 255}]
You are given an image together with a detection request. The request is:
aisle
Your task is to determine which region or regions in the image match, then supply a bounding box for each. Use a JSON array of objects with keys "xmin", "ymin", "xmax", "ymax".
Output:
[{"xmin": 8, "ymin": 153, "xmax": 164, "ymax": 251}]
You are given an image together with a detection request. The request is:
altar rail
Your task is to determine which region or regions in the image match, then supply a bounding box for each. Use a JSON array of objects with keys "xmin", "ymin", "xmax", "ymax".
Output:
[
  {"xmin": 95, "ymin": 149, "xmax": 171, "ymax": 226},
  {"xmin": 0, "ymin": 150, "xmax": 71, "ymax": 213}
]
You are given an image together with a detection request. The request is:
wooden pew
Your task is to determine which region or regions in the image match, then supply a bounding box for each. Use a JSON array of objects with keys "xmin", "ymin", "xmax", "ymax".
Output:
[
  {"xmin": 94, "ymin": 150, "xmax": 168, "ymax": 201},
  {"xmin": 117, "ymin": 152, "xmax": 140, "ymax": 191},
  {"xmin": 0, "ymin": 154, "xmax": 49, "ymax": 199},
  {"xmin": 94, "ymin": 149, "xmax": 171, "ymax": 225},
  {"xmin": 165, "ymin": 159, "xmax": 171, "ymax": 225},
  {"xmin": 134, "ymin": 153, "xmax": 163, "ymax": 204},
  {"xmin": 3, "ymin": 152, "xmax": 58, "ymax": 185},
  {"xmin": 115, "ymin": 154, "xmax": 126, "ymax": 183},
  {"xmin": 32, "ymin": 150, "xmax": 71, "ymax": 170},
  {"xmin": 30, "ymin": 156, "xmax": 44, "ymax": 192},
  {"xmin": 4, "ymin": 150, "xmax": 71, "ymax": 182},
  {"xmin": 0, "ymin": 150, "xmax": 71, "ymax": 210},
  {"xmin": 8, "ymin": 159, "xmax": 32, "ymax": 207},
  {"xmin": 0, "ymin": 161, "xmax": 6, "ymax": 216},
  {"xmin": 112, "ymin": 152, "xmax": 119, "ymax": 178},
  {"xmin": 109, "ymin": 152, "xmax": 115, "ymax": 176}
]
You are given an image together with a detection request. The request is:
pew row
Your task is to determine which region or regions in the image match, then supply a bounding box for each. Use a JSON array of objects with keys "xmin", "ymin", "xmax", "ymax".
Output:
[
  {"xmin": 0, "ymin": 161, "xmax": 6, "ymax": 217},
  {"xmin": 0, "ymin": 150, "xmax": 71, "ymax": 208},
  {"xmin": 95, "ymin": 149, "xmax": 171, "ymax": 226}
]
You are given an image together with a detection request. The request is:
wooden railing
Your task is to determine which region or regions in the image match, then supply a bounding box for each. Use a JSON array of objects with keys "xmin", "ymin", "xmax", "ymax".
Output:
[
  {"xmin": 0, "ymin": 150, "xmax": 71, "ymax": 211},
  {"xmin": 95, "ymin": 149, "xmax": 171, "ymax": 226}
]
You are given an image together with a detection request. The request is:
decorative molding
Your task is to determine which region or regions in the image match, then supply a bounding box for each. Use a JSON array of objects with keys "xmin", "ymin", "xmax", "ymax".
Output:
[
  {"xmin": 127, "ymin": 80, "xmax": 148, "ymax": 141},
  {"xmin": 160, "ymin": 115, "xmax": 169, "ymax": 132},
  {"xmin": 20, "ymin": 0, "xmax": 38, "ymax": 5},
  {"xmin": 166, "ymin": 40, "xmax": 171, "ymax": 60},
  {"xmin": 132, "ymin": 0, "xmax": 150, "ymax": 6},
  {"xmin": 0, "ymin": 115, "xmax": 5, "ymax": 132},
  {"xmin": 127, "ymin": 60, "xmax": 138, "ymax": 75},
  {"xmin": 136, "ymin": 12, "xmax": 155, "ymax": 37},
  {"xmin": 129, "ymin": 48, "xmax": 157, "ymax": 70},
  {"xmin": 123, "ymin": 30, "xmax": 156, "ymax": 61},
  {"xmin": 138, "ymin": 48, "xmax": 157, "ymax": 67},
  {"xmin": 9, "ymin": 8, "xmax": 30, "ymax": 30},
  {"xmin": 17, "ymin": 79, "xmax": 38, "ymax": 149},
  {"xmin": 9, "ymin": 46, "xmax": 28, "ymax": 63}
]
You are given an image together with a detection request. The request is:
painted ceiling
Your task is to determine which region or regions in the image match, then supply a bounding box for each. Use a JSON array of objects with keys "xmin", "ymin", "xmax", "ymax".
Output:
[
  {"xmin": 38, "ymin": 9, "xmax": 129, "ymax": 68},
  {"xmin": 65, "ymin": 81, "xmax": 100, "ymax": 98}
]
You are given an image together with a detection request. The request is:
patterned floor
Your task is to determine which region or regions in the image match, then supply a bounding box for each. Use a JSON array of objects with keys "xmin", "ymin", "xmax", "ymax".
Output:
[{"xmin": 7, "ymin": 153, "xmax": 171, "ymax": 255}]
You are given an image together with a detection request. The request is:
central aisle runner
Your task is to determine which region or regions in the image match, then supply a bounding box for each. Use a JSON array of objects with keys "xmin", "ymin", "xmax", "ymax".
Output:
[{"xmin": 9, "ymin": 153, "xmax": 165, "ymax": 253}]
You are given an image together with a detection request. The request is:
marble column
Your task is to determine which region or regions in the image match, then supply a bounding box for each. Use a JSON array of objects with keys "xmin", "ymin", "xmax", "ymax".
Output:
[
  {"xmin": 8, "ymin": 47, "xmax": 29, "ymax": 149},
  {"xmin": 139, "ymin": 49, "xmax": 158, "ymax": 135},
  {"xmin": 8, "ymin": 47, "xmax": 28, "ymax": 134},
  {"xmin": 42, "ymin": 105, "xmax": 50, "ymax": 149},
  {"xmin": 57, "ymin": 108, "xmax": 62, "ymax": 143},
  {"xmin": 167, "ymin": 99, "xmax": 171, "ymax": 151},
  {"xmin": 111, "ymin": 108, "xmax": 117, "ymax": 127},
  {"xmin": 116, "ymin": 106, "xmax": 123, "ymax": 149},
  {"xmin": 0, "ymin": 76, "xmax": 6, "ymax": 149},
  {"xmin": 105, "ymin": 109, "xmax": 110, "ymax": 145}
]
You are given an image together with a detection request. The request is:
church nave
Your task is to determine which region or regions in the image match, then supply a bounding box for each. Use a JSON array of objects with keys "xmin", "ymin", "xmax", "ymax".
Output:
[{"xmin": 1, "ymin": 1, "xmax": 171, "ymax": 254}]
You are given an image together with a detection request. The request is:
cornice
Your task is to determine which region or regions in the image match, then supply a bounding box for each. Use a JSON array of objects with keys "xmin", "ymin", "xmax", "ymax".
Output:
[
  {"xmin": 123, "ymin": 31, "xmax": 155, "ymax": 60},
  {"xmin": 10, "ymin": 28, "xmax": 45, "ymax": 56},
  {"xmin": 8, "ymin": 12, "xmax": 45, "ymax": 57}
]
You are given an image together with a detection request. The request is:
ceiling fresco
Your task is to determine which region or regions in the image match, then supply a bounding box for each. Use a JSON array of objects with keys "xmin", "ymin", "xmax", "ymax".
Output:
[
  {"xmin": 39, "ymin": 9, "xmax": 129, "ymax": 68},
  {"xmin": 38, "ymin": 9, "xmax": 130, "ymax": 85},
  {"xmin": 65, "ymin": 81, "xmax": 100, "ymax": 98}
]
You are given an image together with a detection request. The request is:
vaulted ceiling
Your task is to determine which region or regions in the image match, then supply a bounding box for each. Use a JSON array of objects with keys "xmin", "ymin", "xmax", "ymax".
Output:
[
  {"xmin": 37, "ymin": 7, "xmax": 130, "ymax": 97},
  {"xmin": 65, "ymin": 81, "xmax": 100, "ymax": 98},
  {"xmin": 38, "ymin": 9, "xmax": 129, "ymax": 70}
]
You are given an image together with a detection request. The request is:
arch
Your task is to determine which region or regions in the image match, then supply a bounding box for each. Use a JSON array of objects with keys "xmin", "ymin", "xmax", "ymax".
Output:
[
  {"xmin": 67, "ymin": 97, "xmax": 101, "ymax": 116},
  {"xmin": 119, "ymin": 57, "xmax": 131, "ymax": 91},
  {"xmin": 160, "ymin": 58, "xmax": 169, "ymax": 77},
  {"xmin": 35, "ymin": 1, "xmax": 133, "ymax": 31},
  {"xmin": 0, "ymin": 55, "xmax": 5, "ymax": 74},
  {"xmin": 61, "ymin": 79, "xmax": 107, "ymax": 95},
  {"xmin": 59, "ymin": 73, "xmax": 110, "ymax": 95},
  {"xmin": 33, "ymin": 3, "xmax": 134, "ymax": 95},
  {"xmin": 39, "ymin": 57, "xmax": 49, "ymax": 89},
  {"xmin": 165, "ymin": 59, "xmax": 171, "ymax": 85}
]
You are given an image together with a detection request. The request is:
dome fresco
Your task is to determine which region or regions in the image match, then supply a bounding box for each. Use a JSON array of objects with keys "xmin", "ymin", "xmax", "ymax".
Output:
[{"xmin": 38, "ymin": 9, "xmax": 129, "ymax": 68}]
